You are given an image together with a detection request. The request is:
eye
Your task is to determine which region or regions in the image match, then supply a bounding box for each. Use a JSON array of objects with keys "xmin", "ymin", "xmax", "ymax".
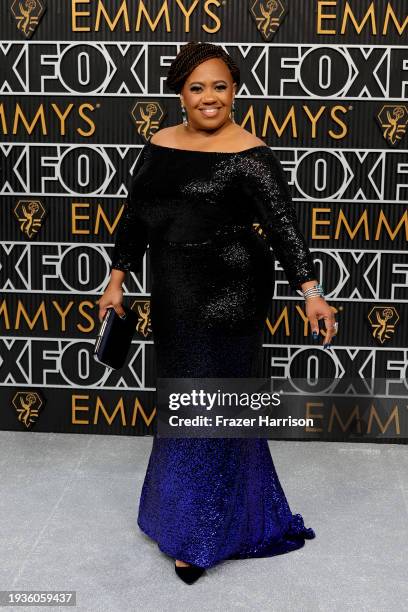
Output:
[{"xmin": 190, "ymin": 84, "xmax": 227, "ymax": 92}]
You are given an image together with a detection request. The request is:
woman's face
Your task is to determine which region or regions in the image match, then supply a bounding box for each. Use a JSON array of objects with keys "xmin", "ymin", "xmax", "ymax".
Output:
[{"xmin": 180, "ymin": 58, "xmax": 236, "ymax": 131}]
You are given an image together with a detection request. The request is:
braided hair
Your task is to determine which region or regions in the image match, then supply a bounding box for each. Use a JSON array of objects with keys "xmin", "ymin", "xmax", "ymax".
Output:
[{"xmin": 166, "ymin": 41, "xmax": 240, "ymax": 95}]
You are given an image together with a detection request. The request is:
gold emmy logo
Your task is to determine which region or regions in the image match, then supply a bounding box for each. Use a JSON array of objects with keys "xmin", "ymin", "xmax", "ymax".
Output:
[
  {"xmin": 368, "ymin": 306, "xmax": 399, "ymax": 344},
  {"xmin": 248, "ymin": 0, "xmax": 288, "ymax": 41},
  {"xmin": 376, "ymin": 105, "xmax": 408, "ymax": 147},
  {"xmin": 131, "ymin": 102, "xmax": 166, "ymax": 142},
  {"xmin": 12, "ymin": 391, "xmax": 43, "ymax": 428},
  {"xmin": 131, "ymin": 299, "xmax": 152, "ymax": 338},
  {"xmin": 10, "ymin": 0, "xmax": 46, "ymax": 38},
  {"xmin": 253, "ymin": 222, "xmax": 267, "ymax": 239},
  {"xmin": 14, "ymin": 199, "xmax": 45, "ymax": 238}
]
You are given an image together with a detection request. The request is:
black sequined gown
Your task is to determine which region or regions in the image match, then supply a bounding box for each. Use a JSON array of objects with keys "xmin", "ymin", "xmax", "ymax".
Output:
[{"xmin": 110, "ymin": 141, "xmax": 317, "ymax": 568}]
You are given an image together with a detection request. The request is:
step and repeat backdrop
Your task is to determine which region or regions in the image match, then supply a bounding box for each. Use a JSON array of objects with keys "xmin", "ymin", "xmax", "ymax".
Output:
[{"xmin": 0, "ymin": 0, "xmax": 407, "ymax": 440}]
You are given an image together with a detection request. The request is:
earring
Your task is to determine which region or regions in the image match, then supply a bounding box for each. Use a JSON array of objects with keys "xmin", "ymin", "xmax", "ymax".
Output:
[
  {"xmin": 230, "ymin": 98, "xmax": 236, "ymax": 123},
  {"xmin": 180, "ymin": 98, "xmax": 188, "ymax": 126}
]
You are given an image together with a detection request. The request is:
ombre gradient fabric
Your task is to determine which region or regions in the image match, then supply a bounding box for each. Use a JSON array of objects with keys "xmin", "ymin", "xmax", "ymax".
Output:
[{"xmin": 111, "ymin": 141, "xmax": 316, "ymax": 568}]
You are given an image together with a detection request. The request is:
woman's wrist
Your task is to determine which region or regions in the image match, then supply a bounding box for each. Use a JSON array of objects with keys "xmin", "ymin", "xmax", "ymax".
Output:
[
  {"xmin": 300, "ymin": 280, "xmax": 318, "ymax": 291},
  {"xmin": 300, "ymin": 281, "xmax": 324, "ymax": 300}
]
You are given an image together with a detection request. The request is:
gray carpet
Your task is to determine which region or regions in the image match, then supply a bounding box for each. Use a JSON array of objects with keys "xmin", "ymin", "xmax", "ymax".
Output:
[{"xmin": 0, "ymin": 431, "xmax": 406, "ymax": 612}]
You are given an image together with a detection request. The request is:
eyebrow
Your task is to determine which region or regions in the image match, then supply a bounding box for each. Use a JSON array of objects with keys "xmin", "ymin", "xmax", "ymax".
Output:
[{"xmin": 188, "ymin": 80, "xmax": 228, "ymax": 85}]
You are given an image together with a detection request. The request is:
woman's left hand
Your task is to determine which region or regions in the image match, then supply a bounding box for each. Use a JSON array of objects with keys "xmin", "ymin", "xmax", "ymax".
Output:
[{"xmin": 305, "ymin": 296, "xmax": 337, "ymax": 348}]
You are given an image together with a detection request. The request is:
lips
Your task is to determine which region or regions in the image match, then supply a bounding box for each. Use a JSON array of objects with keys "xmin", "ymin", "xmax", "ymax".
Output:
[{"xmin": 199, "ymin": 108, "xmax": 220, "ymax": 117}]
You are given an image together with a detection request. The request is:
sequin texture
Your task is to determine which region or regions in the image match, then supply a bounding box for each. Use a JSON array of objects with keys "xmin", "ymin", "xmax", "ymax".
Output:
[{"xmin": 110, "ymin": 141, "xmax": 316, "ymax": 569}]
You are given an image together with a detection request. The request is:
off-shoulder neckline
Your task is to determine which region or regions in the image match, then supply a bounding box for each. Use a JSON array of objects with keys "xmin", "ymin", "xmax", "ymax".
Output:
[{"xmin": 147, "ymin": 141, "xmax": 270, "ymax": 154}]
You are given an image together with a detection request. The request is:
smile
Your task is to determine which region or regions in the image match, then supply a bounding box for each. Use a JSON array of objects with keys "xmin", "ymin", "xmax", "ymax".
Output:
[{"xmin": 199, "ymin": 108, "xmax": 220, "ymax": 117}]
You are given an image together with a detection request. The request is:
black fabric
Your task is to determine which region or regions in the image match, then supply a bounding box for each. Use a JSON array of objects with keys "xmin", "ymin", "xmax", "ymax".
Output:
[
  {"xmin": 110, "ymin": 141, "xmax": 318, "ymax": 377},
  {"xmin": 110, "ymin": 142, "xmax": 318, "ymax": 292}
]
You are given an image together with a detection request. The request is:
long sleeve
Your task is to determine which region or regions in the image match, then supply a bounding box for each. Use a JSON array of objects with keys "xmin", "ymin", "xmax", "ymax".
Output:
[
  {"xmin": 241, "ymin": 149, "xmax": 318, "ymax": 292},
  {"xmin": 110, "ymin": 146, "xmax": 148, "ymax": 274}
]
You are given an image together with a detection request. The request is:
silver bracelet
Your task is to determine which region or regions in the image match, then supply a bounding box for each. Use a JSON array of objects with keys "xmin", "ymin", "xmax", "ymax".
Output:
[{"xmin": 302, "ymin": 283, "xmax": 324, "ymax": 300}]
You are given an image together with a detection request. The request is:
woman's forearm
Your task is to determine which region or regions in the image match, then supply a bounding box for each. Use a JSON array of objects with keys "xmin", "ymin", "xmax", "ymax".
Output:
[{"xmin": 109, "ymin": 268, "xmax": 126, "ymax": 288}]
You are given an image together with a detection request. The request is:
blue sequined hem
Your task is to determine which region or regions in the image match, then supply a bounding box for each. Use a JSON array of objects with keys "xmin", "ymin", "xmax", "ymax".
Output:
[
  {"xmin": 137, "ymin": 513, "xmax": 316, "ymax": 570},
  {"xmin": 230, "ymin": 514, "xmax": 316, "ymax": 562}
]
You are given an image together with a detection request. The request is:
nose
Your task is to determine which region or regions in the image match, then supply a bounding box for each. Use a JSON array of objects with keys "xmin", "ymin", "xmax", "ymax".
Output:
[{"xmin": 201, "ymin": 90, "xmax": 217, "ymax": 103}]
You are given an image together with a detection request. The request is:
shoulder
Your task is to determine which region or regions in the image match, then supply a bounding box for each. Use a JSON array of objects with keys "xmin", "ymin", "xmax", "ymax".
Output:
[
  {"xmin": 225, "ymin": 126, "xmax": 267, "ymax": 150},
  {"xmin": 239, "ymin": 133, "xmax": 267, "ymax": 149},
  {"xmin": 227, "ymin": 125, "xmax": 267, "ymax": 148},
  {"xmin": 149, "ymin": 126, "xmax": 178, "ymax": 146}
]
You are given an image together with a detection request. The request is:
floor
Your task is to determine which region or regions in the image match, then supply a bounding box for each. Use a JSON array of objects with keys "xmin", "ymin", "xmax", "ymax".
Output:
[{"xmin": 0, "ymin": 431, "xmax": 406, "ymax": 612}]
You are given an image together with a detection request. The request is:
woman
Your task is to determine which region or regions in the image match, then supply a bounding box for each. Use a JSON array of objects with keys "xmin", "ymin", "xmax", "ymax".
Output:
[{"xmin": 98, "ymin": 42, "xmax": 337, "ymax": 584}]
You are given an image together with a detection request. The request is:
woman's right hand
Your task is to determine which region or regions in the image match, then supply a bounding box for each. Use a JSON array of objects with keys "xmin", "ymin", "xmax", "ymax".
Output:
[{"xmin": 97, "ymin": 280, "xmax": 126, "ymax": 323}]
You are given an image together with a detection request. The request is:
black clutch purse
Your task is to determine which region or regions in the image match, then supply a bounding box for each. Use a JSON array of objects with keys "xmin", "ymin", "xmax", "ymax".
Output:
[{"xmin": 93, "ymin": 306, "xmax": 138, "ymax": 369}]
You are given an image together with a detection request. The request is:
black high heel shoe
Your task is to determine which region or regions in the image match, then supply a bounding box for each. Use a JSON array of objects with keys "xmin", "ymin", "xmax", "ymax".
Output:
[{"xmin": 174, "ymin": 561, "xmax": 205, "ymax": 584}]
